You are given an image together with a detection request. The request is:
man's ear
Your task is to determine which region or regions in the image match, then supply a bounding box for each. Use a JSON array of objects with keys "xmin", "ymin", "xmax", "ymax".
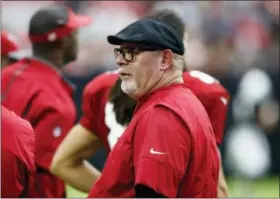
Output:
[
  {"xmin": 61, "ymin": 35, "xmax": 71, "ymax": 49},
  {"xmin": 159, "ymin": 49, "xmax": 173, "ymax": 71},
  {"xmin": 62, "ymin": 31, "xmax": 77, "ymax": 48}
]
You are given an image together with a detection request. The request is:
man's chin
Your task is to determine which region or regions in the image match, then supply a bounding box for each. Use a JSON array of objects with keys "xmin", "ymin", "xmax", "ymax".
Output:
[
  {"xmin": 121, "ymin": 83, "xmax": 137, "ymax": 95},
  {"xmin": 121, "ymin": 85, "xmax": 144, "ymax": 100}
]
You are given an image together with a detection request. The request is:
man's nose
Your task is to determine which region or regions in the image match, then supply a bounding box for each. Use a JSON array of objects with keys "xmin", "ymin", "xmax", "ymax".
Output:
[{"xmin": 116, "ymin": 55, "xmax": 127, "ymax": 67}]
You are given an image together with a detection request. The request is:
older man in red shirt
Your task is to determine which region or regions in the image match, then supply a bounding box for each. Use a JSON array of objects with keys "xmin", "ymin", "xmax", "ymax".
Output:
[{"xmin": 88, "ymin": 16, "xmax": 219, "ymax": 198}]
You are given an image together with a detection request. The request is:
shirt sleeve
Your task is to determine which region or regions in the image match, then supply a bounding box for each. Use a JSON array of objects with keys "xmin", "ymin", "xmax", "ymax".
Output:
[
  {"xmin": 34, "ymin": 108, "xmax": 74, "ymax": 170},
  {"xmin": 1, "ymin": 148, "xmax": 24, "ymax": 197},
  {"xmin": 79, "ymin": 84, "xmax": 102, "ymax": 134},
  {"xmin": 133, "ymin": 105, "xmax": 191, "ymax": 198}
]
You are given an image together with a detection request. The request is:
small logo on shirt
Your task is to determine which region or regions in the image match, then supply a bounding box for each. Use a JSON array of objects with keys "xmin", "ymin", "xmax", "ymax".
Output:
[
  {"xmin": 53, "ymin": 126, "xmax": 62, "ymax": 138},
  {"xmin": 150, "ymin": 148, "xmax": 166, "ymax": 155}
]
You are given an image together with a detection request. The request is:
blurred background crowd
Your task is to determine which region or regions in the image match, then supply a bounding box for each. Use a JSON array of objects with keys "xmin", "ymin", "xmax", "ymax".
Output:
[{"xmin": 2, "ymin": 1, "xmax": 279, "ymax": 197}]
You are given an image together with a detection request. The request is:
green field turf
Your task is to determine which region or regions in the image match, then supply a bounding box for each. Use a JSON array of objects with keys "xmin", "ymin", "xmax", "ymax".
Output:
[{"xmin": 66, "ymin": 176, "xmax": 279, "ymax": 198}]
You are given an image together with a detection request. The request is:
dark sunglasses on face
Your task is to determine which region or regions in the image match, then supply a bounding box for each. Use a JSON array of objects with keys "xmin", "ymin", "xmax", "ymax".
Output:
[{"xmin": 114, "ymin": 45, "xmax": 164, "ymax": 62}]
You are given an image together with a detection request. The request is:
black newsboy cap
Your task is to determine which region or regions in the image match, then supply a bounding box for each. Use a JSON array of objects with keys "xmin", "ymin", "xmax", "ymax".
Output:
[{"xmin": 107, "ymin": 18, "xmax": 185, "ymax": 55}]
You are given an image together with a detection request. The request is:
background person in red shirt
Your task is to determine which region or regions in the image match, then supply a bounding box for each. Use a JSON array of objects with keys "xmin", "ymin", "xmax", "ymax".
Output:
[
  {"xmin": 183, "ymin": 70, "xmax": 230, "ymax": 197},
  {"xmin": 51, "ymin": 10, "xmax": 229, "ymax": 197},
  {"xmin": 51, "ymin": 72, "xmax": 134, "ymax": 192},
  {"xmin": 1, "ymin": 31, "xmax": 19, "ymax": 68},
  {"xmin": 1, "ymin": 105, "xmax": 35, "ymax": 197},
  {"xmin": 1, "ymin": 5, "xmax": 91, "ymax": 198},
  {"xmin": 86, "ymin": 14, "xmax": 219, "ymax": 197}
]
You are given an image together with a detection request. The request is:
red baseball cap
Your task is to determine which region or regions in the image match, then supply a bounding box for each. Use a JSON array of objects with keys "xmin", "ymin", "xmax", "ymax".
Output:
[
  {"xmin": 1, "ymin": 31, "xmax": 19, "ymax": 56},
  {"xmin": 29, "ymin": 5, "xmax": 92, "ymax": 43}
]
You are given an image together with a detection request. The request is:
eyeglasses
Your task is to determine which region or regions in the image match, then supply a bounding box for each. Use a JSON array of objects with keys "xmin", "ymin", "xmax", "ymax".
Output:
[{"xmin": 114, "ymin": 45, "xmax": 164, "ymax": 62}]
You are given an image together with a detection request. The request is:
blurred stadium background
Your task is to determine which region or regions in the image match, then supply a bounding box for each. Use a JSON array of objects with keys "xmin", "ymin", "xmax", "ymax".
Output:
[{"xmin": 2, "ymin": 1, "xmax": 279, "ymax": 197}]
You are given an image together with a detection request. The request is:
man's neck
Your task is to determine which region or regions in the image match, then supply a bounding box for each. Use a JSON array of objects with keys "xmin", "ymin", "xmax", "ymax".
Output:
[
  {"xmin": 135, "ymin": 71, "xmax": 183, "ymax": 100},
  {"xmin": 151, "ymin": 70, "xmax": 183, "ymax": 92},
  {"xmin": 32, "ymin": 53, "xmax": 63, "ymax": 69},
  {"xmin": 32, "ymin": 55, "xmax": 62, "ymax": 74}
]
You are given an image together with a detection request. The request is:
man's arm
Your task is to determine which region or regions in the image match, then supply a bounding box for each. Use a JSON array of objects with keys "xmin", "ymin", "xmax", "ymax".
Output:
[
  {"xmin": 50, "ymin": 124, "xmax": 102, "ymax": 193},
  {"xmin": 31, "ymin": 106, "xmax": 100, "ymax": 193},
  {"xmin": 210, "ymin": 95, "xmax": 230, "ymax": 197},
  {"xmin": 217, "ymin": 148, "xmax": 229, "ymax": 197},
  {"xmin": 50, "ymin": 79, "xmax": 106, "ymax": 192}
]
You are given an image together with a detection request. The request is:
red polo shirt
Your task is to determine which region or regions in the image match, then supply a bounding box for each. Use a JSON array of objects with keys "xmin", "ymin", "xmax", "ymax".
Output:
[
  {"xmin": 88, "ymin": 83, "xmax": 219, "ymax": 198},
  {"xmin": 1, "ymin": 58, "xmax": 76, "ymax": 197},
  {"xmin": 1, "ymin": 106, "xmax": 35, "ymax": 197}
]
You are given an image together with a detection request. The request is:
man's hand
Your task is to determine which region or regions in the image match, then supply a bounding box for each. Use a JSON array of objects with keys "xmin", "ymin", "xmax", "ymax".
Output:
[
  {"xmin": 217, "ymin": 148, "xmax": 229, "ymax": 197},
  {"xmin": 217, "ymin": 166, "xmax": 229, "ymax": 197}
]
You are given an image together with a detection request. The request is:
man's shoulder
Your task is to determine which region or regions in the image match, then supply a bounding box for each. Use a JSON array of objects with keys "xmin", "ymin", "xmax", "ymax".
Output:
[
  {"xmin": 183, "ymin": 70, "xmax": 229, "ymax": 99},
  {"xmin": 1, "ymin": 106, "xmax": 35, "ymax": 162},
  {"xmin": 1, "ymin": 106, "xmax": 35, "ymax": 152},
  {"xmin": 153, "ymin": 85, "xmax": 211, "ymax": 124},
  {"xmin": 2, "ymin": 61, "xmax": 49, "ymax": 93},
  {"xmin": 1, "ymin": 106, "xmax": 34, "ymax": 133},
  {"xmin": 84, "ymin": 70, "xmax": 119, "ymax": 98},
  {"xmin": 138, "ymin": 103, "xmax": 182, "ymax": 124},
  {"xmin": 2, "ymin": 59, "xmax": 24, "ymax": 71},
  {"xmin": 157, "ymin": 85, "xmax": 198, "ymax": 109},
  {"xmin": 1, "ymin": 60, "xmax": 27, "ymax": 83},
  {"xmin": 135, "ymin": 84, "xmax": 206, "ymax": 124}
]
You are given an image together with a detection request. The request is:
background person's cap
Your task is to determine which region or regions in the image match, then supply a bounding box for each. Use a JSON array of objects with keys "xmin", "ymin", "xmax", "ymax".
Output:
[
  {"xmin": 107, "ymin": 18, "xmax": 185, "ymax": 55},
  {"xmin": 29, "ymin": 5, "xmax": 92, "ymax": 43},
  {"xmin": 1, "ymin": 31, "xmax": 19, "ymax": 56}
]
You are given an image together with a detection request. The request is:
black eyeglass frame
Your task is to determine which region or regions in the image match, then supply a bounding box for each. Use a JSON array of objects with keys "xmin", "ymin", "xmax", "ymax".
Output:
[{"xmin": 114, "ymin": 45, "xmax": 165, "ymax": 62}]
